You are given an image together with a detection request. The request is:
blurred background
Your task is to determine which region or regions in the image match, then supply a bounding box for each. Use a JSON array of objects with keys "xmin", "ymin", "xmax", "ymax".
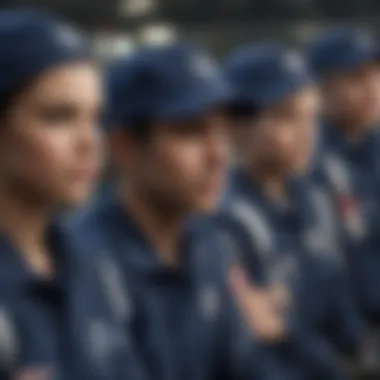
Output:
[{"xmin": 3, "ymin": 0, "xmax": 380, "ymax": 60}]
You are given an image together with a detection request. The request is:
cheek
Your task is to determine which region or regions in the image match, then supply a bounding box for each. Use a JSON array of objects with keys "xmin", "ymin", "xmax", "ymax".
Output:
[
  {"xmin": 329, "ymin": 86, "xmax": 354, "ymax": 114},
  {"xmin": 267, "ymin": 128, "xmax": 295, "ymax": 158},
  {"xmin": 295, "ymin": 128, "xmax": 315, "ymax": 167},
  {"xmin": 295, "ymin": 119, "xmax": 314, "ymax": 146},
  {"xmin": 1, "ymin": 129, "xmax": 75, "ymax": 192},
  {"xmin": 24, "ymin": 134, "xmax": 70, "ymax": 177},
  {"xmin": 347, "ymin": 90, "xmax": 379, "ymax": 127},
  {"xmin": 362, "ymin": 84, "xmax": 380, "ymax": 115},
  {"xmin": 344, "ymin": 86, "xmax": 371, "ymax": 112},
  {"xmin": 159, "ymin": 139, "xmax": 203, "ymax": 178}
]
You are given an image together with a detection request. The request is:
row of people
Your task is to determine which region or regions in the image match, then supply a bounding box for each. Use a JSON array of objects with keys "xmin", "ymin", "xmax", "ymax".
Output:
[{"xmin": 1, "ymin": 8, "xmax": 380, "ymax": 380}]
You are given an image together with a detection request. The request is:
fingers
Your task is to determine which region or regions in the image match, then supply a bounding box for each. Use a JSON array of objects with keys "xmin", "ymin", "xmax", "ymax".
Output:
[
  {"xmin": 229, "ymin": 266, "xmax": 252, "ymax": 294},
  {"xmin": 269, "ymin": 284, "xmax": 292, "ymax": 312},
  {"xmin": 229, "ymin": 266, "xmax": 287, "ymax": 342}
]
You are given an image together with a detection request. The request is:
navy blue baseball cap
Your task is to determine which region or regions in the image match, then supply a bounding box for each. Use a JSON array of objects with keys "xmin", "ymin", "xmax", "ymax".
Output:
[
  {"xmin": 224, "ymin": 43, "xmax": 313, "ymax": 113},
  {"xmin": 106, "ymin": 43, "xmax": 235, "ymax": 129},
  {"xmin": 307, "ymin": 27, "xmax": 378, "ymax": 78},
  {"xmin": 0, "ymin": 10, "xmax": 90, "ymax": 98}
]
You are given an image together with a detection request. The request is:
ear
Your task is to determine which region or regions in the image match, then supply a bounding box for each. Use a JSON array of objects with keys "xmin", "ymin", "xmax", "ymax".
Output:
[
  {"xmin": 231, "ymin": 123, "xmax": 247, "ymax": 151},
  {"xmin": 232, "ymin": 119, "xmax": 258, "ymax": 155},
  {"xmin": 108, "ymin": 129, "xmax": 137, "ymax": 169}
]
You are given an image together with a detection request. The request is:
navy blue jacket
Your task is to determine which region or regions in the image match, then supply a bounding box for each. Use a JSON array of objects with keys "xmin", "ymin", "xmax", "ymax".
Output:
[
  {"xmin": 219, "ymin": 168, "xmax": 365, "ymax": 380},
  {"xmin": 0, "ymin": 222, "xmax": 146, "ymax": 380},
  {"xmin": 314, "ymin": 124, "xmax": 380, "ymax": 325},
  {"xmin": 72, "ymin": 193, "xmax": 302, "ymax": 380}
]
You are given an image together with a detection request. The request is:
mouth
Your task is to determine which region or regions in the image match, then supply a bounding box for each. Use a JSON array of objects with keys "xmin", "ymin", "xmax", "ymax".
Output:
[
  {"xmin": 71, "ymin": 166, "xmax": 99, "ymax": 183},
  {"xmin": 200, "ymin": 174, "xmax": 226, "ymax": 196}
]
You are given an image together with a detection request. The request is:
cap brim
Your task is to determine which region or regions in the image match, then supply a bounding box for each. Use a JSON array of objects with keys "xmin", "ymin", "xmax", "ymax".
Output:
[
  {"xmin": 227, "ymin": 101, "xmax": 259, "ymax": 119},
  {"xmin": 322, "ymin": 50, "xmax": 379, "ymax": 77},
  {"xmin": 156, "ymin": 82, "xmax": 237, "ymax": 121},
  {"xmin": 231, "ymin": 74, "xmax": 314, "ymax": 115},
  {"xmin": 0, "ymin": 48, "xmax": 90, "ymax": 101},
  {"xmin": 260, "ymin": 75, "xmax": 314, "ymax": 107}
]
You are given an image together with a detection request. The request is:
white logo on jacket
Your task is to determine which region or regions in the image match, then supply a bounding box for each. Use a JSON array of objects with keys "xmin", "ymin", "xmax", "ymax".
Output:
[
  {"xmin": 268, "ymin": 255, "xmax": 298, "ymax": 286},
  {"xmin": 323, "ymin": 153, "xmax": 367, "ymax": 241},
  {"xmin": 304, "ymin": 186, "xmax": 341, "ymax": 261},
  {"xmin": 87, "ymin": 318, "xmax": 126, "ymax": 372},
  {"xmin": 0, "ymin": 307, "xmax": 17, "ymax": 371},
  {"xmin": 229, "ymin": 198, "xmax": 275, "ymax": 261},
  {"xmin": 98, "ymin": 254, "xmax": 131, "ymax": 323},
  {"xmin": 199, "ymin": 285, "xmax": 221, "ymax": 322}
]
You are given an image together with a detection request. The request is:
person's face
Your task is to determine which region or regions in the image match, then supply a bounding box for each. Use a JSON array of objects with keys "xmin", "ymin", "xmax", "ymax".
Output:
[
  {"xmin": 372, "ymin": 62, "xmax": 380, "ymax": 122},
  {"xmin": 242, "ymin": 86, "xmax": 319, "ymax": 175},
  {"xmin": 0, "ymin": 62, "xmax": 104, "ymax": 207},
  {"xmin": 121, "ymin": 110, "xmax": 231, "ymax": 214},
  {"xmin": 324, "ymin": 63, "xmax": 380, "ymax": 129}
]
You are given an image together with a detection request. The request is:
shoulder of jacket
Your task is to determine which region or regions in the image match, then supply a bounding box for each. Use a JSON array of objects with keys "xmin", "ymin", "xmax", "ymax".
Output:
[
  {"xmin": 321, "ymin": 152, "xmax": 353, "ymax": 193},
  {"xmin": 225, "ymin": 197, "xmax": 274, "ymax": 254}
]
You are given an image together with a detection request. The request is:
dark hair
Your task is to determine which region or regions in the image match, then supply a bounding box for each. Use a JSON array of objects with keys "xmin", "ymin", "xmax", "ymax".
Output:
[
  {"xmin": 0, "ymin": 90, "xmax": 22, "ymax": 121},
  {"xmin": 125, "ymin": 118, "xmax": 154, "ymax": 143},
  {"xmin": 0, "ymin": 75, "xmax": 42, "ymax": 121},
  {"xmin": 227, "ymin": 102, "xmax": 260, "ymax": 121}
]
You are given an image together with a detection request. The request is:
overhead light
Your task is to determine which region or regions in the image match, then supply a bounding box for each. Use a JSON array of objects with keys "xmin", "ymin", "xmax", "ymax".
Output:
[
  {"xmin": 93, "ymin": 33, "xmax": 135, "ymax": 59},
  {"xmin": 112, "ymin": 35, "xmax": 135, "ymax": 56},
  {"xmin": 293, "ymin": 23, "xmax": 321, "ymax": 43},
  {"xmin": 139, "ymin": 23, "xmax": 177, "ymax": 45},
  {"xmin": 119, "ymin": 0, "xmax": 157, "ymax": 17}
]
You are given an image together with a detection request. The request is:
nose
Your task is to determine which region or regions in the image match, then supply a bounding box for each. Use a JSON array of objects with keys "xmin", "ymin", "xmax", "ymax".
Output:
[
  {"xmin": 74, "ymin": 120, "xmax": 103, "ymax": 168},
  {"xmin": 206, "ymin": 126, "xmax": 230, "ymax": 170}
]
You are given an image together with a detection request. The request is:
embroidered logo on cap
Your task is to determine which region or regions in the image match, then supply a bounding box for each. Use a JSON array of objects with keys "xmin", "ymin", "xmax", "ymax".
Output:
[
  {"xmin": 189, "ymin": 54, "xmax": 219, "ymax": 80},
  {"xmin": 355, "ymin": 31, "xmax": 375, "ymax": 51},
  {"xmin": 282, "ymin": 51, "xmax": 306, "ymax": 74},
  {"xmin": 54, "ymin": 23, "xmax": 83, "ymax": 50}
]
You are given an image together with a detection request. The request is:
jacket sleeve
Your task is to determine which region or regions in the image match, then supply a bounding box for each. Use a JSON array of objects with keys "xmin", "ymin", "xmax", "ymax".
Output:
[
  {"xmin": 214, "ymin": 213, "xmax": 348, "ymax": 380},
  {"xmin": 324, "ymin": 262, "xmax": 366, "ymax": 356},
  {"xmin": 211, "ymin": 225, "xmax": 302, "ymax": 380},
  {"xmin": 213, "ymin": 284, "xmax": 303, "ymax": 380},
  {"xmin": 72, "ymin": 221, "xmax": 150, "ymax": 380},
  {"xmin": 281, "ymin": 312, "xmax": 349, "ymax": 380}
]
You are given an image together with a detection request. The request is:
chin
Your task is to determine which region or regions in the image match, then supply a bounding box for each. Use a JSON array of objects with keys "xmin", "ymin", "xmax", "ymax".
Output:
[
  {"xmin": 61, "ymin": 189, "xmax": 93, "ymax": 209},
  {"xmin": 292, "ymin": 160, "xmax": 310, "ymax": 175},
  {"xmin": 192, "ymin": 196, "xmax": 221, "ymax": 214}
]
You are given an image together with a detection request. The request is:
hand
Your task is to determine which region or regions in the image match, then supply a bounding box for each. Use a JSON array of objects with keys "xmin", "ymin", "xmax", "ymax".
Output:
[
  {"xmin": 229, "ymin": 266, "xmax": 287, "ymax": 343},
  {"xmin": 268, "ymin": 283, "xmax": 292, "ymax": 313}
]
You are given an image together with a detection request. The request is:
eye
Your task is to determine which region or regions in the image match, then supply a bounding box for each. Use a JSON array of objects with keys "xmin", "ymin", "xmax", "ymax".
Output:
[
  {"xmin": 37, "ymin": 103, "xmax": 79, "ymax": 126},
  {"xmin": 168, "ymin": 119, "xmax": 204, "ymax": 137}
]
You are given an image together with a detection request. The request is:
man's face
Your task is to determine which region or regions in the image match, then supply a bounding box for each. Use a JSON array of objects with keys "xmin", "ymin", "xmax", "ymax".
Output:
[
  {"xmin": 240, "ymin": 86, "xmax": 320, "ymax": 175},
  {"xmin": 324, "ymin": 63, "xmax": 380, "ymax": 130},
  {"xmin": 372, "ymin": 62, "xmax": 380, "ymax": 122},
  {"xmin": 124, "ymin": 110, "xmax": 231, "ymax": 214}
]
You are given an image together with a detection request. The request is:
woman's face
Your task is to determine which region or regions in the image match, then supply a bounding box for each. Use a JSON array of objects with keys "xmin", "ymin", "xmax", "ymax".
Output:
[{"xmin": 0, "ymin": 62, "xmax": 104, "ymax": 207}]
